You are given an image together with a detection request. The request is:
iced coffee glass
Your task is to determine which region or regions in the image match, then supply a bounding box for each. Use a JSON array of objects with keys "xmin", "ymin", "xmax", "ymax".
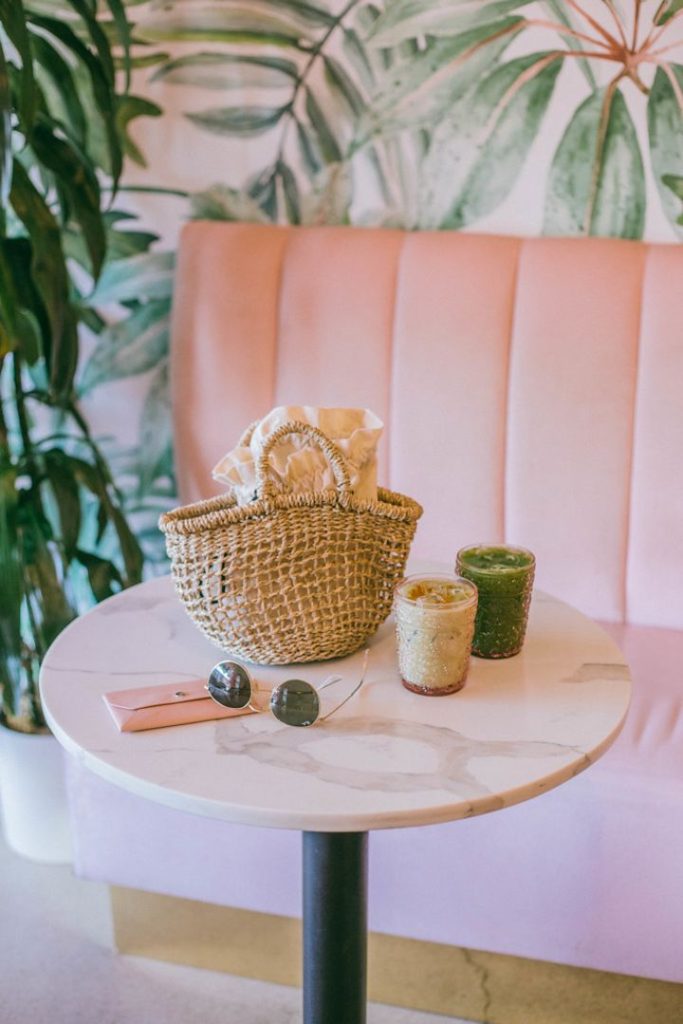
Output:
[{"xmin": 394, "ymin": 574, "xmax": 478, "ymax": 695}]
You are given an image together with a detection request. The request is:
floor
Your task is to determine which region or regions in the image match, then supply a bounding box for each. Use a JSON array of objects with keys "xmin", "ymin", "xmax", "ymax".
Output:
[{"xmin": 0, "ymin": 833, "xmax": 471, "ymax": 1024}]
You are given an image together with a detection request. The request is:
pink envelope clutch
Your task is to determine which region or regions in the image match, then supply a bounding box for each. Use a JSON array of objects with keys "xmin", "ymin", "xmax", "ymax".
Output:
[{"xmin": 103, "ymin": 679, "xmax": 253, "ymax": 732}]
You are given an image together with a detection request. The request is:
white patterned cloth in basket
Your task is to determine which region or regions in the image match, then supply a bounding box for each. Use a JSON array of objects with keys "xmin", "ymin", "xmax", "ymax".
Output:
[{"xmin": 212, "ymin": 406, "xmax": 383, "ymax": 505}]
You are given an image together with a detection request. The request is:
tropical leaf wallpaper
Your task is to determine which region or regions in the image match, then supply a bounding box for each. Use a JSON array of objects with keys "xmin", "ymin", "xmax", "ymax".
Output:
[{"xmin": 50, "ymin": 0, "xmax": 683, "ymax": 567}]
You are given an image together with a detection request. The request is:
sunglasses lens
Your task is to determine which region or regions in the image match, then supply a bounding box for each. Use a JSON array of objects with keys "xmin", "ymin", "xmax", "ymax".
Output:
[
  {"xmin": 270, "ymin": 679, "xmax": 320, "ymax": 727},
  {"xmin": 208, "ymin": 662, "xmax": 251, "ymax": 709}
]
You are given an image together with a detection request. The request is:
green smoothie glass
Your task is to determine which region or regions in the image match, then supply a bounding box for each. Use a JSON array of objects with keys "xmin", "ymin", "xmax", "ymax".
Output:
[{"xmin": 455, "ymin": 545, "xmax": 535, "ymax": 659}]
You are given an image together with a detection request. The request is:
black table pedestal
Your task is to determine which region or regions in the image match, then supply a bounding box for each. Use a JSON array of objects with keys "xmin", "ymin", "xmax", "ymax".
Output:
[{"xmin": 303, "ymin": 831, "xmax": 368, "ymax": 1024}]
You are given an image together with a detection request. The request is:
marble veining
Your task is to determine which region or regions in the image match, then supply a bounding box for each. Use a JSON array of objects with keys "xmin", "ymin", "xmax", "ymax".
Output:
[
  {"xmin": 39, "ymin": 574, "xmax": 632, "ymax": 832},
  {"xmin": 562, "ymin": 663, "xmax": 630, "ymax": 683},
  {"xmin": 45, "ymin": 666, "xmax": 204, "ymax": 679},
  {"xmin": 215, "ymin": 715, "xmax": 591, "ymax": 799}
]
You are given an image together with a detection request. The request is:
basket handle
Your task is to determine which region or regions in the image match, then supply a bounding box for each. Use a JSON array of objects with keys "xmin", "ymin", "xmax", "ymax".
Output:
[{"xmin": 254, "ymin": 421, "xmax": 353, "ymax": 500}]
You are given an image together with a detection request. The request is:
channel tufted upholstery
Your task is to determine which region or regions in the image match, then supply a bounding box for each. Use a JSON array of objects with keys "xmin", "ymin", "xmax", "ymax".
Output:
[
  {"xmin": 172, "ymin": 223, "xmax": 683, "ymax": 630},
  {"xmin": 68, "ymin": 223, "xmax": 683, "ymax": 983}
]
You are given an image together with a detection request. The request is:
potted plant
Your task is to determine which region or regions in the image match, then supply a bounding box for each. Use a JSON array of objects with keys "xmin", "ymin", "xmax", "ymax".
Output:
[{"xmin": 0, "ymin": 0, "xmax": 156, "ymax": 859}]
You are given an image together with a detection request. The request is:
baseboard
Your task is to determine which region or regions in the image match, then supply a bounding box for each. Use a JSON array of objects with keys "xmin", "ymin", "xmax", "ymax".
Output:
[{"xmin": 111, "ymin": 887, "xmax": 683, "ymax": 1023}]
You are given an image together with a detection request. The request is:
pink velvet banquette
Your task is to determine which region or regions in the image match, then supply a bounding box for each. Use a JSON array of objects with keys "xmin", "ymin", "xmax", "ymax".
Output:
[{"xmin": 67, "ymin": 223, "xmax": 683, "ymax": 983}]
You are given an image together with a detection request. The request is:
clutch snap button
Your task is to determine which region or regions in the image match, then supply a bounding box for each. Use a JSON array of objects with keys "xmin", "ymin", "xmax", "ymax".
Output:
[{"xmin": 174, "ymin": 690, "xmax": 187, "ymax": 698}]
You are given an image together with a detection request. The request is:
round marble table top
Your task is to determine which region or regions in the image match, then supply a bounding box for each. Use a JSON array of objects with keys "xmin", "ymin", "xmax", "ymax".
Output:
[{"xmin": 40, "ymin": 575, "xmax": 631, "ymax": 832}]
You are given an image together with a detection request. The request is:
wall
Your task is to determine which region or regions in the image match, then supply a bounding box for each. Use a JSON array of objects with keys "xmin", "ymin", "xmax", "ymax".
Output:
[{"xmin": 77, "ymin": 1, "xmax": 683, "ymax": 550}]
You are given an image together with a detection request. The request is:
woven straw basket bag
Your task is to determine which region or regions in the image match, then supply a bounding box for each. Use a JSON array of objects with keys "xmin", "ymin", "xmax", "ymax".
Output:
[{"xmin": 160, "ymin": 421, "xmax": 423, "ymax": 664}]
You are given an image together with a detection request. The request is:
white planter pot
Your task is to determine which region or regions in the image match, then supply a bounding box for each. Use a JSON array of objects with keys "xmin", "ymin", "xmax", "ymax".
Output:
[{"xmin": 0, "ymin": 724, "xmax": 72, "ymax": 864}]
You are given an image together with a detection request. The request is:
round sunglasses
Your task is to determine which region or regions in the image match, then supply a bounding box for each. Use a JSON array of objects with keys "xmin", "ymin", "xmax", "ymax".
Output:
[{"xmin": 206, "ymin": 650, "xmax": 369, "ymax": 728}]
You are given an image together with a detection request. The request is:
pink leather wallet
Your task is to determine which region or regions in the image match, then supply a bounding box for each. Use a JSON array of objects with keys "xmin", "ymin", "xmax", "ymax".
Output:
[{"xmin": 103, "ymin": 679, "xmax": 253, "ymax": 732}]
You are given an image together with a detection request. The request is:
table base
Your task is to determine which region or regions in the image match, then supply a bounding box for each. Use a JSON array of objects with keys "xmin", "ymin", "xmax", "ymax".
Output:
[{"xmin": 303, "ymin": 831, "xmax": 368, "ymax": 1024}]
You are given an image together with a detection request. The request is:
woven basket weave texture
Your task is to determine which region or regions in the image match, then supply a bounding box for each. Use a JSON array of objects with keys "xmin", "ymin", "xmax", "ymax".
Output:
[{"xmin": 160, "ymin": 422, "xmax": 423, "ymax": 664}]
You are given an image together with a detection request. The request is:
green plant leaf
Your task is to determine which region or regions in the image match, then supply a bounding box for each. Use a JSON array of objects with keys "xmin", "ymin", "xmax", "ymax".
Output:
[
  {"xmin": 15, "ymin": 309, "xmax": 43, "ymax": 365},
  {"xmin": 104, "ymin": 230, "xmax": 159, "ymax": 261},
  {"xmin": 0, "ymin": 0, "xmax": 36, "ymax": 128},
  {"xmin": 77, "ymin": 307, "xmax": 106, "ymax": 337},
  {"xmin": 9, "ymin": 159, "xmax": 79, "ymax": 397},
  {"xmin": 543, "ymin": 0, "xmax": 596, "ymax": 89},
  {"xmin": 64, "ymin": 453, "xmax": 107, "ymax": 508},
  {"xmin": 30, "ymin": 33, "xmax": 88, "ymax": 147},
  {"xmin": 277, "ymin": 160, "xmax": 301, "ymax": 223},
  {"xmin": 116, "ymin": 93, "xmax": 162, "ymax": 166},
  {"xmin": 115, "ymin": 50, "xmax": 170, "ymax": 72},
  {"xmin": 67, "ymin": 0, "xmax": 115, "ymax": 86},
  {"xmin": 0, "ymin": 247, "xmax": 20, "ymax": 344},
  {"xmin": 103, "ymin": 212, "xmax": 159, "ymax": 260},
  {"xmin": 42, "ymin": 448, "xmax": 81, "ymax": 558},
  {"xmin": 358, "ymin": 18, "xmax": 523, "ymax": 143},
  {"xmin": 75, "ymin": 549, "xmax": 123, "ymax": 602},
  {"xmin": 271, "ymin": 0, "xmax": 335, "ymax": 28},
  {"xmin": 662, "ymin": 173, "xmax": 683, "ymax": 223},
  {"xmin": 79, "ymin": 298, "xmax": 171, "ymax": 392},
  {"xmin": 103, "ymin": 0, "xmax": 132, "ymax": 90},
  {"xmin": 367, "ymin": 0, "xmax": 533, "ymax": 47},
  {"xmin": 29, "ymin": 119, "xmax": 106, "ymax": 278},
  {"xmin": 420, "ymin": 51, "xmax": 562, "ymax": 229},
  {"xmin": 0, "ymin": 461, "xmax": 21, "ymax": 647},
  {"xmin": 0, "ymin": 237, "xmax": 49, "ymax": 360},
  {"xmin": 110, "ymin": 501, "xmax": 142, "ymax": 585},
  {"xmin": 19, "ymin": 497, "xmax": 77, "ymax": 657},
  {"xmin": 647, "ymin": 65, "xmax": 683, "ymax": 237},
  {"xmin": 29, "ymin": 14, "xmax": 122, "ymax": 183},
  {"xmin": 300, "ymin": 162, "xmax": 351, "ymax": 225},
  {"xmin": 247, "ymin": 166, "xmax": 278, "ymax": 219},
  {"xmin": 0, "ymin": 471, "xmax": 27, "ymax": 725},
  {"xmin": 136, "ymin": 3, "xmax": 315, "ymax": 47},
  {"xmin": 65, "ymin": 451, "xmax": 143, "ymax": 586},
  {"xmin": 323, "ymin": 55, "xmax": 365, "ymax": 118},
  {"xmin": 137, "ymin": 359, "xmax": 173, "ymax": 495},
  {"xmin": 0, "ymin": 323, "xmax": 13, "ymax": 358},
  {"xmin": 544, "ymin": 86, "xmax": 646, "ymax": 239},
  {"xmin": 88, "ymin": 251, "xmax": 175, "ymax": 305},
  {"xmin": 296, "ymin": 119, "xmax": 323, "ymax": 177},
  {"xmin": 355, "ymin": 3, "xmax": 393, "ymax": 75},
  {"xmin": 0, "ymin": 37, "xmax": 13, "ymax": 206},
  {"xmin": 342, "ymin": 26, "xmax": 375, "ymax": 91},
  {"xmin": 655, "ymin": 0, "xmax": 683, "ymax": 25},
  {"xmin": 185, "ymin": 103, "xmax": 288, "ymax": 137},
  {"xmin": 151, "ymin": 52, "xmax": 299, "ymax": 89},
  {"xmin": 305, "ymin": 87, "xmax": 342, "ymax": 162},
  {"xmin": 189, "ymin": 183, "xmax": 271, "ymax": 222}
]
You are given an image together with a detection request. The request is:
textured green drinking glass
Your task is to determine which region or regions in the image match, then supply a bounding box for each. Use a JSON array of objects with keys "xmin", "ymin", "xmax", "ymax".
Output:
[{"xmin": 456, "ymin": 545, "xmax": 535, "ymax": 659}]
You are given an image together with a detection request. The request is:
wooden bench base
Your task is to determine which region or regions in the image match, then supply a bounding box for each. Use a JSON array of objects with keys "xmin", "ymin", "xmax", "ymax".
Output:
[{"xmin": 111, "ymin": 886, "xmax": 683, "ymax": 1023}]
